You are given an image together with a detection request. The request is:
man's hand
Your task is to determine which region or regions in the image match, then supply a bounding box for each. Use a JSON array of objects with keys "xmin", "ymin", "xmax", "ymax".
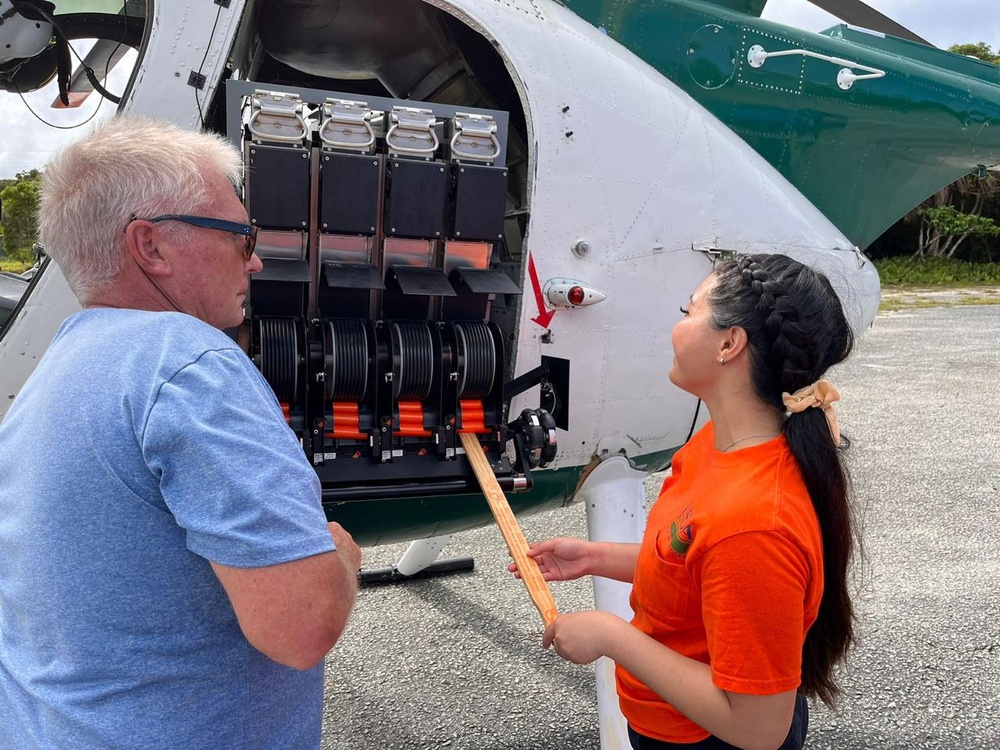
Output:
[{"xmin": 328, "ymin": 521, "xmax": 361, "ymax": 573}]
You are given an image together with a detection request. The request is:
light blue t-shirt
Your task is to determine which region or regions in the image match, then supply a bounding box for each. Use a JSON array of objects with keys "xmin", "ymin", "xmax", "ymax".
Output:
[{"xmin": 0, "ymin": 309, "xmax": 336, "ymax": 749}]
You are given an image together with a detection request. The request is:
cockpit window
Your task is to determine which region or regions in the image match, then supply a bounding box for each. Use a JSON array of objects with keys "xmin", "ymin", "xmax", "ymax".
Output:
[
  {"xmin": 25, "ymin": 2, "xmax": 146, "ymax": 20},
  {"xmin": 0, "ymin": 0, "xmax": 145, "ymax": 117},
  {"xmin": 1, "ymin": 2, "xmax": 145, "ymax": 340},
  {"xmin": 0, "ymin": 270, "xmax": 30, "ymax": 331}
]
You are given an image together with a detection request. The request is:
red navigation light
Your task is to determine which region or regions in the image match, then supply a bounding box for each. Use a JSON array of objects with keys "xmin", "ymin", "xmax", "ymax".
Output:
[{"xmin": 567, "ymin": 286, "xmax": 585, "ymax": 306}]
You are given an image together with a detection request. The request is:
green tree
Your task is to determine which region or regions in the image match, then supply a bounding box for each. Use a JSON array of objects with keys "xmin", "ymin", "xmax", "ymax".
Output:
[
  {"xmin": 948, "ymin": 42, "xmax": 1000, "ymax": 64},
  {"xmin": 916, "ymin": 204, "xmax": 1000, "ymax": 258},
  {"xmin": 909, "ymin": 172, "xmax": 1000, "ymax": 259},
  {"xmin": 0, "ymin": 170, "xmax": 42, "ymax": 262}
]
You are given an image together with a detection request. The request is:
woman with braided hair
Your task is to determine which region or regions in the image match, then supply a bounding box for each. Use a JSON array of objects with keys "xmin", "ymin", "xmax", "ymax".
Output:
[{"xmin": 511, "ymin": 253, "xmax": 856, "ymax": 750}]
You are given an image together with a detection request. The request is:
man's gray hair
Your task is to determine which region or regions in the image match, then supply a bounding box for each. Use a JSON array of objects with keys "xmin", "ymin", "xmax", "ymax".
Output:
[{"xmin": 38, "ymin": 114, "xmax": 243, "ymax": 304}]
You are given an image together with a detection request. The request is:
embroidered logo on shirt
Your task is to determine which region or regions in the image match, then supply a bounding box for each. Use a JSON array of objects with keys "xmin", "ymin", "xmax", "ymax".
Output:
[{"xmin": 669, "ymin": 505, "xmax": 694, "ymax": 557}]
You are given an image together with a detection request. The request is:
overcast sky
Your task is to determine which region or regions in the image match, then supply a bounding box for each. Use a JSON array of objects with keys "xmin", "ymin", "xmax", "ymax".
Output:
[{"xmin": 0, "ymin": 0, "xmax": 997, "ymax": 179}]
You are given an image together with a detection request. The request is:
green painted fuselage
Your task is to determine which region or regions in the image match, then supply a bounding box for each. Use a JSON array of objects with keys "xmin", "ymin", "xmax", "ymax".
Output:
[
  {"xmin": 327, "ymin": 447, "xmax": 676, "ymax": 547},
  {"xmin": 562, "ymin": 0, "xmax": 1000, "ymax": 250}
]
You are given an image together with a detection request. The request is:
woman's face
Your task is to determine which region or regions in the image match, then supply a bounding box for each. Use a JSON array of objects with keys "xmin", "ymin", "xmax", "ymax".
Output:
[{"xmin": 669, "ymin": 274, "xmax": 725, "ymax": 398}]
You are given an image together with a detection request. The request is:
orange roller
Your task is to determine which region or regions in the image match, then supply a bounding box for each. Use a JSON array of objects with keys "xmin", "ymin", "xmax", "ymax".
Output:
[
  {"xmin": 326, "ymin": 402, "xmax": 367, "ymax": 441},
  {"xmin": 458, "ymin": 399, "xmax": 489, "ymax": 434},
  {"xmin": 395, "ymin": 401, "xmax": 432, "ymax": 438}
]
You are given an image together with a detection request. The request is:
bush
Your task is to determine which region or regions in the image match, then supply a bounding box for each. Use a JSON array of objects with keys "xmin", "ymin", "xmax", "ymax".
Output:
[{"xmin": 874, "ymin": 257, "xmax": 1000, "ymax": 285}]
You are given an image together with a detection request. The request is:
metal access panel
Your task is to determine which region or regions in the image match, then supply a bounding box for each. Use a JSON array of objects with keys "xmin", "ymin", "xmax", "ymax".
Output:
[
  {"xmin": 320, "ymin": 152, "xmax": 382, "ymax": 236},
  {"xmin": 385, "ymin": 159, "xmax": 448, "ymax": 239},
  {"xmin": 450, "ymin": 164, "xmax": 508, "ymax": 241},
  {"xmin": 246, "ymin": 144, "xmax": 310, "ymax": 230}
]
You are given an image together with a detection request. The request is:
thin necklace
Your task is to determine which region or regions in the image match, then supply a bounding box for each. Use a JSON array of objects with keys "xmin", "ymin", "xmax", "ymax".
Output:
[{"xmin": 720, "ymin": 433, "xmax": 778, "ymax": 452}]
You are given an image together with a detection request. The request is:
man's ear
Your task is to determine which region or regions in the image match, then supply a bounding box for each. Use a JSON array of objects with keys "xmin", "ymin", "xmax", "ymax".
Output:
[
  {"xmin": 719, "ymin": 326, "xmax": 749, "ymax": 362},
  {"xmin": 124, "ymin": 220, "xmax": 174, "ymax": 279}
]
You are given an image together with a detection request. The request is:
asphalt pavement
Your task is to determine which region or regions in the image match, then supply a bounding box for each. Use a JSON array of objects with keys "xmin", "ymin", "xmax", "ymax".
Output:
[{"xmin": 321, "ymin": 302, "xmax": 1000, "ymax": 750}]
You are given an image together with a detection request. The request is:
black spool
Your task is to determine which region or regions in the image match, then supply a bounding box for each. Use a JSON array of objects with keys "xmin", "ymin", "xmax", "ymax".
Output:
[
  {"xmin": 257, "ymin": 317, "xmax": 299, "ymax": 402},
  {"xmin": 325, "ymin": 320, "xmax": 369, "ymax": 401},
  {"xmin": 391, "ymin": 321, "xmax": 434, "ymax": 401},
  {"xmin": 455, "ymin": 322, "xmax": 495, "ymax": 399}
]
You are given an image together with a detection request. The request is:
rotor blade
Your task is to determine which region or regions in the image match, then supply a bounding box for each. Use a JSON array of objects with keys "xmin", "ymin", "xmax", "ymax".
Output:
[
  {"xmin": 51, "ymin": 38, "xmax": 128, "ymax": 108},
  {"xmin": 804, "ymin": 0, "xmax": 932, "ymax": 46}
]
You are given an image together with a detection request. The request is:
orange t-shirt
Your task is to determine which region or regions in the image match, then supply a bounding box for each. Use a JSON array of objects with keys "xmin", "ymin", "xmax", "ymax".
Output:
[{"xmin": 615, "ymin": 422, "xmax": 824, "ymax": 743}]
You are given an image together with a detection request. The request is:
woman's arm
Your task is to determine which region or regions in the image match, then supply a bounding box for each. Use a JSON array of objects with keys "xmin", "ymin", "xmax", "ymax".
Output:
[
  {"xmin": 545, "ymin": 612, "xmax": 797, "ymax": 750},
  {"xmin": 509, "ymin": 537, "xmax": 641, "ymax": 583}
]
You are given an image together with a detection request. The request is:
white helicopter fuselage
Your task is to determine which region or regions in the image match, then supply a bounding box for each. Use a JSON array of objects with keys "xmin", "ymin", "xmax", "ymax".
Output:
[{"xmin": 0, "ymin": 0, "xmax": 880, "ymax": 471}]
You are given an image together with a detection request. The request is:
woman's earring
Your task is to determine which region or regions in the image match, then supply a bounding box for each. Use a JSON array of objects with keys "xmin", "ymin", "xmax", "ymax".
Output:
[{"xmin": 719, "ymin": 357, "xmax": 726, "ymax": 366}]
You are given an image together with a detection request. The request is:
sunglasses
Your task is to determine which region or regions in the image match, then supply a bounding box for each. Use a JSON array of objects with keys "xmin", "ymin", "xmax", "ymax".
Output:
[{"xmin": 128, "ymin": 214, "xmax": 259, "ymax": 260}]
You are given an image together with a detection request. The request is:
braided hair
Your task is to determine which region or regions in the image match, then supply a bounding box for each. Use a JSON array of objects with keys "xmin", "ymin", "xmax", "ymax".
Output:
[{"xmin": 708, "ymin": 253, "xmax": 855, "ymax": 707}]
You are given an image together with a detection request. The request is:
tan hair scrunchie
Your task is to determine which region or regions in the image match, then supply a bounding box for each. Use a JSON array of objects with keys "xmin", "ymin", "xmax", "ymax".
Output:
[{"xmin": 782, "ymin": 379, "xmax": 841, "ymax": 445}]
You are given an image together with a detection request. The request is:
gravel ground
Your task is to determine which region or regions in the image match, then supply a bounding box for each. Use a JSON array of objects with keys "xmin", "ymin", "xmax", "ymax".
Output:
[{"xmin": 321, "ymin": 303, "xmax": 1000, "ymax": 750}]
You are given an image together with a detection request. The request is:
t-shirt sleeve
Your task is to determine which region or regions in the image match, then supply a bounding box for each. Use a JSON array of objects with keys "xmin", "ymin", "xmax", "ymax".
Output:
[
  {"xmin": 694, "ymin": 530, "xmax": 810, "ymax": 695},
  {"xmin": 141, "ymin": 348, "xmax": 335, "ymax": 568}
]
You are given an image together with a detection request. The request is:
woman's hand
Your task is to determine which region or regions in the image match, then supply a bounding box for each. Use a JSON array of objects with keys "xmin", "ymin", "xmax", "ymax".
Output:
[
  {"xmin": 507, "ymin": 536, "xmax": 594, "ymax": 582},
  {"xmin": 542, "ymin": 610, "xmax": 629, "ymax": 664}
]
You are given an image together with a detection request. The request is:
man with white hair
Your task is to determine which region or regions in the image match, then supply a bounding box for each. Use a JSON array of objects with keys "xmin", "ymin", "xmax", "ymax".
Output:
[{"xmin": 0, "ymin": 115, "xmax": 361, "ymax": 749}]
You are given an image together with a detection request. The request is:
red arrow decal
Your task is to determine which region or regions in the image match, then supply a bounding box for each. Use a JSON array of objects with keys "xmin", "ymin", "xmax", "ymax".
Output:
[{"xmin": 527, "ymin": 254, "xmax": 555, "ymax": 328}]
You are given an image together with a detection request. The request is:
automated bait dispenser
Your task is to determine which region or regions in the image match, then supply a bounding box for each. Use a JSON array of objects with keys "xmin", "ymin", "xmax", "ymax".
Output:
[{"xmin": 232, "ymin": 84, "xmax": 561, "ymax": 504}]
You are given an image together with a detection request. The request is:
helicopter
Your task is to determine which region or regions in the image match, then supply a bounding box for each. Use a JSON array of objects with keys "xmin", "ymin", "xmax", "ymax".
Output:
[{"xmin": 1, "ymin": 1, "xmax": 996, "ymax": 745}]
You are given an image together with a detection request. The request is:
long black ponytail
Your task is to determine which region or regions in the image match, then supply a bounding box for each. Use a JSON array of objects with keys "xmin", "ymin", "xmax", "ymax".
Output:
[{"xmin": 708, "ymin": 253, "xmax": 855, "ymax": 707}]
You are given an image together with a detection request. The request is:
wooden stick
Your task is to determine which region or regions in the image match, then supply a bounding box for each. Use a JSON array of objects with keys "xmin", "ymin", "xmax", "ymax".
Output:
[{"xmin": 459, "ymin": 431, "xmax": 559, "ymax": 627}]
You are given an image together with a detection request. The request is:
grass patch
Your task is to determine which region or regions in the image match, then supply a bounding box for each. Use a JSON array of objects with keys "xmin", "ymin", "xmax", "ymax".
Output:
[
  {"xmin": 879, "ymin": 297, "xmax": 942, "ymax": 313},
  {"xmin": 874, "ymin": 256, "xmax": 1000, "ymax": 285},
  {"xmin": 959, "ymin": 295, "xmax": 1000, "ymax": 305},
  {"xmin": 878, "ymin": 289, "xmax": 1000, "ymax": 313},
  {"xmin": 874, "ymin": 257, "xmax": 1000, "ymax": 312},
  {"xmin": 0, "ymin": 259, "xmax": 33, "ymax": 274}
]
